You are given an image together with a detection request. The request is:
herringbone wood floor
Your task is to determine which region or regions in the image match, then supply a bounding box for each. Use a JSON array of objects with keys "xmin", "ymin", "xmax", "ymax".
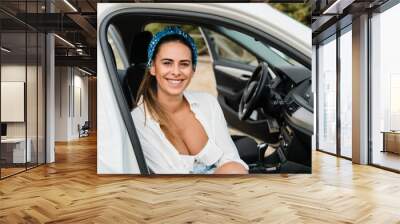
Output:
[{"xmin": 0, "ymin": 134, "xmax": 399, "ymax": 224}]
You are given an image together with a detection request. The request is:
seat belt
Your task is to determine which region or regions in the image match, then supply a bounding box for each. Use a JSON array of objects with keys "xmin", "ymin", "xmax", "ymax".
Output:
[{"xmin": 105, "ymin": 50, "xmax": 150, "ymax": 175}]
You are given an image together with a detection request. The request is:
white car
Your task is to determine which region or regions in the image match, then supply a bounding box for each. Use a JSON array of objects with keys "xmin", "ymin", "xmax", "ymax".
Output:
[{"xmin": 97, "ymin": 3, "xmax": 312, "ymax": 174}]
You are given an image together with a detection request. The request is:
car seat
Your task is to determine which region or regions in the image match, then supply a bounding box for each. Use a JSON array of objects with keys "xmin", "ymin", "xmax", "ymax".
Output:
[
  {"xmin": 231, "ymin": 135, "xmax": 260, "ymax": 164},
  {"xmin": 122, "ymin": 31, "xmax": 153, "ymax": 111}
]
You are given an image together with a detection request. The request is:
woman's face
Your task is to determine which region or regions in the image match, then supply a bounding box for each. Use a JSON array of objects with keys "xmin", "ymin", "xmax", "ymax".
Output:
[{"xmin": 150, "ymin": 41, "xmax": 194, "ymax": 98}]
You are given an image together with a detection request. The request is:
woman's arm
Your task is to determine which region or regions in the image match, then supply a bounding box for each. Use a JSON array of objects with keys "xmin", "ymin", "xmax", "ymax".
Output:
[
  {"xmin": 214, "ymin": 161, "xmax": 248, "ymax": 174},
  {"xmin": 209, "ymin": 95, "xmax": 249, "ymax": 174}
]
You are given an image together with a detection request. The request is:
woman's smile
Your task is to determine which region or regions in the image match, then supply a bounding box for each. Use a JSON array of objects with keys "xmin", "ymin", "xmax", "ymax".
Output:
[{"xmin": 166, "ymin": 77, "xmax": 185, "ymax": 87}]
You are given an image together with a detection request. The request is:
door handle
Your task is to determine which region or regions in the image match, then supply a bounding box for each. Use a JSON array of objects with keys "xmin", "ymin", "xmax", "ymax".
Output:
[{"xmin": 240, "ymin": 74, "xmax": 251, "ymax": 80}]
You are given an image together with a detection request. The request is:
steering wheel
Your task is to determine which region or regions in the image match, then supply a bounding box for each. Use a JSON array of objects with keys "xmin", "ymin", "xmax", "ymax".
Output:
[{"xmin": 238, "ymin": 62, "xmax": 270, "ymax": 120}]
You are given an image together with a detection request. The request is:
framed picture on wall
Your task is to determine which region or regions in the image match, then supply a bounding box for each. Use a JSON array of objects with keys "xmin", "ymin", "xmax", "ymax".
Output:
[
  {"xmin": 97, "ymin": 3, "xmax": 313, "ymax": 175},
  {"xmin": 1, "ymin": 81, "xmax": 25, "ymax": 122}
]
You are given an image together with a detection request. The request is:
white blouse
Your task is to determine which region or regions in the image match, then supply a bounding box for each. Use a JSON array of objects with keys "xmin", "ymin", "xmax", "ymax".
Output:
[{"xmin": 131, "ymin": 91, "xmax": 249, "ymax": 174}]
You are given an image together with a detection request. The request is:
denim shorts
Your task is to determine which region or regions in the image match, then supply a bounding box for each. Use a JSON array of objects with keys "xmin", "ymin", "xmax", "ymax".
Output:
[{"xmin": 190, "ymin": 162, "xmax": 217, "ymax": 174}]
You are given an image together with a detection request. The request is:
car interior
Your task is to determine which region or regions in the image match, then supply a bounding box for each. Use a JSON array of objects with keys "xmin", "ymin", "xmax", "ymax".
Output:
[{"xmin": 104, "ymin": 13, "xmax": 313, "ymax": 173}]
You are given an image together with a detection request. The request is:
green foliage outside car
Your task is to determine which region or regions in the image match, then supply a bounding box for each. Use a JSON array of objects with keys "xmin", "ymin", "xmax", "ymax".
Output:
[{"xmin": 270, "ymin": 3, "xmax": 311, "ymax": 27}]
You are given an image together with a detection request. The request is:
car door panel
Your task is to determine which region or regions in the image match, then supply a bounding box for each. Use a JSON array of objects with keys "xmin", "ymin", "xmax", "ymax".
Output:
[
  {"xmin": 215, "ymin": 65, "xmax": 252, "ymax": 80},
  {"xmin": 201, "ymin": 27, "xmax": 275, "ymax": 142},
  {"xmin": 213, "ymin": 58, "xmax": 254, "ymax": 109},
  {"xmin": 214, "ymin": 63, "xmax": 250, "ymax": 103},
  {"xmin": 218, "ymin": 95, "xmax": 280, "ymax": 143}
]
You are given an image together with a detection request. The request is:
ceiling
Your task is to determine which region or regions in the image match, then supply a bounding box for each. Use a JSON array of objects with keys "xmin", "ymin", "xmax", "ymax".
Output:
[
  {"xmin": 0, "ymin": 0, "xmax": 111, "ymax": 74},
  {"xmin": 311, "ymin": 0, "xmax": 390, "ymax": 44}
]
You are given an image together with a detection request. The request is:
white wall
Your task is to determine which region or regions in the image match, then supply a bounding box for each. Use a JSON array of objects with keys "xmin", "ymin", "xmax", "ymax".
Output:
[
  {"xmin": 54, "ymin": 67, "xmax": 89, "ymax": 141},
  {"xmin": 55, "ymin": 66, "xmax": 69, "ymax": 141},
  {"xmin": 73, "ymin": 72, "xmax": 89, "ymax": 137},
  {"xmin": 1, "ymin": 64, "xmax": 26, "ymax": 81},
  {"xmin": 1, "ymin": 65, "xmax": 31, "ymax": 138},
  {"xmin": 2, "ymin": 62, "xmax": 46, "ymax": 164},
  {"xmin": 1, "ymin": 82, "xmax": 25, "ymax": 122},
  {"xmin": 1, "ymin": 65, "xmax": 26, "ymax": 134}
]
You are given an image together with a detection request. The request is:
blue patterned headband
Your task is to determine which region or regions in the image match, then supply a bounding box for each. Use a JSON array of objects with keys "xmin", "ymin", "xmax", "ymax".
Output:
[{"xmin": 146, "ymin": 26, "xmax": 198, "ymax": 69}]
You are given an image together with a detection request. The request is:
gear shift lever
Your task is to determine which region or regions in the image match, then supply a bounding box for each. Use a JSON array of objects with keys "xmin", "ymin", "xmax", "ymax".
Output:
[
  {"xmin": 257, "ymin": 143, "xmax": 268, "ymax": 162},
  {"xmin": 249, "ymin": 142, "xmax": 280, "ymax": 173}
]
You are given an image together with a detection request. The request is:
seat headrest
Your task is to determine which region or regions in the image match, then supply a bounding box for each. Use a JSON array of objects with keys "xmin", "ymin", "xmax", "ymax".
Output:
[{"xmin": 130, "ymin": 31, "xmax": 153, "ymax": 65}]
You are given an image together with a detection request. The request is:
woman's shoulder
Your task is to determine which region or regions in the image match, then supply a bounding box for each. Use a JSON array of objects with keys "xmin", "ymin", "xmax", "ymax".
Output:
[
  {"xmin": 131, "ymin": 103, "xmax": 144, "ymax": 116},
  {"xmin": 131, "ymin": 103, "xmax": 148, "ymax": 127}
]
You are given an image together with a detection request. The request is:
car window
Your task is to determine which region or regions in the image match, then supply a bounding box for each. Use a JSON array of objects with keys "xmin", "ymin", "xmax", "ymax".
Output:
[
  {"xmin": 209, "ymin": 27, "xmax": 306, "ymax": 69},
  {"xmin": 206, "ymin": 29, "xmax": 258, "ymax": 66},
  {"xmin": 107, "ymin": 24, "xmax": 129, "ymax": 70}
]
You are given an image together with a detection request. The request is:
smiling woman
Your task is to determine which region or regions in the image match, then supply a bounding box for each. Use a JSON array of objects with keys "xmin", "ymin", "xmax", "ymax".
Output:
[{"xmin": 132, "ymin": 27, "xmax": 248, "ymax": 174}]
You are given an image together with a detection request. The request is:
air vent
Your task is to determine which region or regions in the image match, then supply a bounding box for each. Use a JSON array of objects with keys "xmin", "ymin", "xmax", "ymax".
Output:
[
  {"xmin": 287, "ymin": 101, "xmax": 299, "ymax": 115},
  {"xmin": 284, "ymin": 96, "xmax": 293, "ymax": 104}
]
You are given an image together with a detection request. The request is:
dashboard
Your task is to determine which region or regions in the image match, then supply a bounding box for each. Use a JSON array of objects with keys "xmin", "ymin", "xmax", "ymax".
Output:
[
  {"xmin": 283, "ymin": 79, "xmax": 313, "ymax": 136},
  {"xmin": 263, "ymin": 64, "xmax": 313, "ymax": 136}
]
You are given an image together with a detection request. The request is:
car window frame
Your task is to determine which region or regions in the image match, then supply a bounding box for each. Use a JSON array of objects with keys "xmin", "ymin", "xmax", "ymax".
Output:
[
  {"xmin": 107, "ymin": 24, "xmax": 130, "ymax": 71},
  {"xmin": 112, "ymin": 10, "xmax": 311, "ymax": 69},
  {"xmin": 99, "ymin": 15, "xmax": 150, "ymax": 175}
]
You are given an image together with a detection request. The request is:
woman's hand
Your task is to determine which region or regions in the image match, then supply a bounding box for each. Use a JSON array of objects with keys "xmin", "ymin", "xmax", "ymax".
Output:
[{"xmin": 214, "ymin": 161, "xmax": 248, "ymax": 174}]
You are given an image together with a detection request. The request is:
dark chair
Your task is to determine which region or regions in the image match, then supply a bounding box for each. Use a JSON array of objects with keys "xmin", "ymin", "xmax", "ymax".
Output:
[
  {"xmin": 79, "ymin": 121, "xmax": 90, "ymax": 138},
  {"xmin": 122, "ymin": 31, "xmax": 153, "ymax": 111}
]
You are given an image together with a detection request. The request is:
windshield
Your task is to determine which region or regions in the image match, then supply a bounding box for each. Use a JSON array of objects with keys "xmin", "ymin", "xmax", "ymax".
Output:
[{"xmin": 216, "ymin": 26, "xmax": 307, "ymax": 69}]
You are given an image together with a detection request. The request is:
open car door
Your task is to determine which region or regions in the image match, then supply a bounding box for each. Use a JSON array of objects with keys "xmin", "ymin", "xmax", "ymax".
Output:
[{"xmin": 200, "ymin": 26, "xmax": 280, "ymax": 143}]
